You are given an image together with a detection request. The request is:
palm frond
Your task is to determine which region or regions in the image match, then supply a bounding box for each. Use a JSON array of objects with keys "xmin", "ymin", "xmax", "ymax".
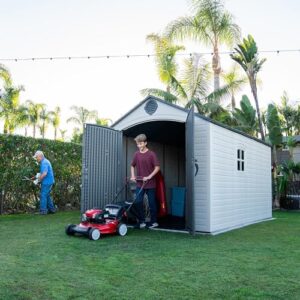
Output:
[{"xmin": 140, "ymin": 88, "xmax": 178, "ymax": 103}]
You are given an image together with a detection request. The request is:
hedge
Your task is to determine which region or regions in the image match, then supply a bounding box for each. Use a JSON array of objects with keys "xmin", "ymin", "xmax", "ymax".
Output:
[{"xmin": 0, "ymin": 134, "xmax": 82, "ymax": 214}]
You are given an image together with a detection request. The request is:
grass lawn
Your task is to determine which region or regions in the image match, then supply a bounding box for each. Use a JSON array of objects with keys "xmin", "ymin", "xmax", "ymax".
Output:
[{"xmin": 0, "ymin": 211, "xmax": 299, "ymax": 300}]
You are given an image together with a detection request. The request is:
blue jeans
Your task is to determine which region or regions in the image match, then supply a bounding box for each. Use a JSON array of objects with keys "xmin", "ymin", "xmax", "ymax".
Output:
[
  {"xmin": 40, "ymin": 184, "xmax": 55, "ymax": 214},
  {"xmin": 135, "ymin": 188, "xmax": 157, "ymax": 223}
]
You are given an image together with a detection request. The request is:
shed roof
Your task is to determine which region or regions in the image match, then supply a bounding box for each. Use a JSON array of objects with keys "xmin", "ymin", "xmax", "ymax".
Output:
[
  {"xmin": 282, "ymin": 135, "xmax": 300, "ymax": 144},
  {"xmin": 112, "ymin": 95, "xmax": 271, "ymax": 148}
]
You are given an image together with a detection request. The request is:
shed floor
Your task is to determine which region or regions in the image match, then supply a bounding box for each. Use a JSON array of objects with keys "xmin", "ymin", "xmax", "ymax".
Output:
[{"xmin": 157, "ymin": 215, "xmax": 185, "ymax": 230}]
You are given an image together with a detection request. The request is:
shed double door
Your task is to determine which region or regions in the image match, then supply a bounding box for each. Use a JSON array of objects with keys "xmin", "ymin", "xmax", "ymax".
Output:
[
  {"xmin": 81, "ymin": 116, "xmax": 195, "ymax": 233},
  {"xmin": 81, "ymin": 124, "xmax": 123, "ymax": 212}
]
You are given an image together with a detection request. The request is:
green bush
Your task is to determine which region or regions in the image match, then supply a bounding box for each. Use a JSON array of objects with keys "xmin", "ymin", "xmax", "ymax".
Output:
[{"xmin": 0, "ymin": 134, "xmax": 82, "ymax": 213}]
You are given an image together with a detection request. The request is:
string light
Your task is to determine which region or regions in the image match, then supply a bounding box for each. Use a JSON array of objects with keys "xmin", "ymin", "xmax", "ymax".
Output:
[{"xmin": 0, "ymin": 49, "xmax": 299, "ymax": 62}]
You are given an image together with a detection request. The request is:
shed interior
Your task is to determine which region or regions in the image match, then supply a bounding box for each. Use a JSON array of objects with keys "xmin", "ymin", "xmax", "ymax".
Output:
[{"xmin": 122, "ymin": 121, "xmax": 187, "ymax": 230}]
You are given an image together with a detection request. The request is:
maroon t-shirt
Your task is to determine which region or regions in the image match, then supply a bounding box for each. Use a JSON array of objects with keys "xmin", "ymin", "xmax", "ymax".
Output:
[{"xmin": 131, "ymin": 150, "xmax": 160, "ymax": 189}]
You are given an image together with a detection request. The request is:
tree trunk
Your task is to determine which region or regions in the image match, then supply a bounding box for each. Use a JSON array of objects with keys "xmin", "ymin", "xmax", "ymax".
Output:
[
  {"xmin": 54, "ymin": 128, "xmax": 57, "ymax": 140},
  {"xmin": 231, "ymin": 94, "xmax": 236, "ymax": 110},
  {"xmin": 250, "ymin": 79, "xmax": 265, "ymax": 141},
  {"xmin": 272, "ymin": 146, "xmax": 280, "ymax": 208},
  {"xmin": 0, "ymin": 189, "xmax": 4, "ymax": 214},
  {"xmin": 4, "ymin": 119, "xmax": 9, "ymax": 134},
  {"xmin": 212, "ymin": 45, "xmax": 221, "ymax": 91}
]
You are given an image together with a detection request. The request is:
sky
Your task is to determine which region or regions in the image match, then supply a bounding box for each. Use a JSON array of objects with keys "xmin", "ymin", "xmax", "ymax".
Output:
[{"xmin": 1, "ymin": 0, "xmax": 300, "ymax": 139}]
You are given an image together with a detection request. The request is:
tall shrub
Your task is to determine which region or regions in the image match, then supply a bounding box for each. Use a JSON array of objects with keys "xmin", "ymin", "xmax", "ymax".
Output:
[{"xmin": 0, "ymin": 134, "xmax": 82, "ymax": 213}]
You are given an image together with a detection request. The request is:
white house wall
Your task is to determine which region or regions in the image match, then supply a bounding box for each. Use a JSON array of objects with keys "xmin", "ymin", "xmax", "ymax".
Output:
[
  {"xmin": 209, "ymin": 123, "xmax": 272, "ymax": 233},
  {"xmin": 194, "ymin": 117, "xmax": 211, "ymax": 232},
  {"xmin": 293, "ymin": 146, "xmax": 300, "ymax": 163}
]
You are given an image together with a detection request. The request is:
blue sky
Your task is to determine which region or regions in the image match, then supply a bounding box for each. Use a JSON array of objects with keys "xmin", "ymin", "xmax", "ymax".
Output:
[{"xmin": 1, "ymin": 0, "xmax": 300, "ymax": 138}]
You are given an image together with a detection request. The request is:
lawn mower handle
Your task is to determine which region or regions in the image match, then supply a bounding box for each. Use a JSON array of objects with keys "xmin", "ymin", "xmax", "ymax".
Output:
[
  {"xmin": 113, "ymin": 177, "xmax": 147, "ymax": 202},
  {"xmin": 119, "ymin": 180, "xmax": 147, "ymax": 221}
]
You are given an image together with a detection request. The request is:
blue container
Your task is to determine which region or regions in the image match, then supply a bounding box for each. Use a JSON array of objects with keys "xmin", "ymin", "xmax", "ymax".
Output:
[{"xmin": 171, "ymin": 187, "xmax": 186, "ymax": 217}]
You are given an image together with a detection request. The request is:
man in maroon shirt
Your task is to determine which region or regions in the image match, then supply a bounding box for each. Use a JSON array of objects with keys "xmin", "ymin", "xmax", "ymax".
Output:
[{"xmin": 130, "ymin": 134, "xmax": 160, "ymax": 228}]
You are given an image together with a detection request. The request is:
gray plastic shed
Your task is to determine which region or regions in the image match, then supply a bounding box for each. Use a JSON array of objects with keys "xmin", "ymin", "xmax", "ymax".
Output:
[{"xmin": 81, "ymin": 96, "xmax": 272, "ymax": 234}]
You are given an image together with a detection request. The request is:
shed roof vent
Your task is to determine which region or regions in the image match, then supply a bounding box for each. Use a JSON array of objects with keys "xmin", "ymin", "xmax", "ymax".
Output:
[{"xmin": 144, "ymin": 99, "xmax": 158, "ymax": 115}]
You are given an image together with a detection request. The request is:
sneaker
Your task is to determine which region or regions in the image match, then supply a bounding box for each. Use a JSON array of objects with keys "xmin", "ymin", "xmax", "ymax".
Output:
[
  {"xmin": 133, "ymin": 222, "xmax": 146, "ymax": 229},
  {"xmin": 148, "ymin": 222, "xmax": 159, "ymax": 229},
  {"xmin": 139, "ymin": 222, "xmax": 147, "ymax": 229}
]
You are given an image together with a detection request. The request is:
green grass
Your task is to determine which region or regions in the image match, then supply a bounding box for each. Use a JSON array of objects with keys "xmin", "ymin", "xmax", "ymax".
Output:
[{"xmin": 0, "ymin": 211, "xmax": 299, "ymax": 300}]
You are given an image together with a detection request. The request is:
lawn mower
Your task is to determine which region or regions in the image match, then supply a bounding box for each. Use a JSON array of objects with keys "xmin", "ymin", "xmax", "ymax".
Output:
[{"xmin": 65, "ymin": 179, "xmax": 146, "ymax": 241}]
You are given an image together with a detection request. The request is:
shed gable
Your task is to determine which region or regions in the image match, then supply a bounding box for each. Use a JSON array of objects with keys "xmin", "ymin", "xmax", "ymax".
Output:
[{"xmin": 113, "ymin": 96, "xmax": 187, "ymax": 131}]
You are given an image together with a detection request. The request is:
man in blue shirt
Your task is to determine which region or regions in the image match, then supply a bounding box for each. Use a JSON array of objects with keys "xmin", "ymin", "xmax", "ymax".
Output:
[{"xmin": 33, "ymin": 150, "xmax": 56, "ymax": 215}]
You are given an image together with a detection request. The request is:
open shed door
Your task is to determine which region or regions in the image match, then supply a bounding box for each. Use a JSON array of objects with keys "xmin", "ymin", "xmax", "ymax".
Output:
[
  {"xmin": 185, "ymin": 107, "xmax": 195, "ymax": 234},
  {"xmin": 81, "ymin": 124, "xmax": 123, "ymax": 212}
]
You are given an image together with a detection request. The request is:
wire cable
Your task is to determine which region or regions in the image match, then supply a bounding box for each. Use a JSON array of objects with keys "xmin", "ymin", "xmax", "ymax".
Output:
[{"xmin": 1, "ymin": 49, "xmax": 300, "ymax": 62}]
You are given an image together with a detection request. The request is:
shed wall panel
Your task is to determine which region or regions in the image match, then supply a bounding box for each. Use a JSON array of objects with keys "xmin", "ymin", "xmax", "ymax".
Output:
[
  {"xmin": 293, "ymin": 146, "xmax": 300, "ymax": 163},
  {"xmin": 209, "ymin": 124, "xmax": 272, "ymax": 233},
  {"xmin": 194, "ymin": 118, "xmax": 211, "ymax": 232}
]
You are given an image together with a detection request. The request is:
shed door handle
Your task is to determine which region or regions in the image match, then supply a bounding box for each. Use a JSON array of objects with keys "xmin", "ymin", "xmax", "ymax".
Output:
[{"xmin": 194, "ymin": 159, "xmax": 199, "ymax": 177}]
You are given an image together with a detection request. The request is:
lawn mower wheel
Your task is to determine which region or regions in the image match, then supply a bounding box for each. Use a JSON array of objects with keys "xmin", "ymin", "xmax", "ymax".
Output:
[
  {"xmin": 117, "ymin": 223, "xmax": 128, "ymax": 236},
  {"xmin": 88, "ymin": 228, "xmax": 101, "ymax": 240},
  {"xmin": 65, "ymin": 224, "xmax": 76, "ymax": 236}
]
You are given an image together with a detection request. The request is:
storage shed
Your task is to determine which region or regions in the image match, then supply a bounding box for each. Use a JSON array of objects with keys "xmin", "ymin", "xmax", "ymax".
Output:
[{"xmin": 81, "ymin": 96, "xmax": 272, "ymax": 234}]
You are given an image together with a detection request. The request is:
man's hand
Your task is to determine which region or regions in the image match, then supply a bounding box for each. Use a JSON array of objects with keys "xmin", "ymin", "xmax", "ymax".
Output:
[
  {"xmin": 130, "ymin": 176, "xmax": 136, "ymax": 182},
  {"xmin": 143, "ymin": 176, "xmax": 150, "ymax": 182},
  {"xmin": 31, "ymin": 173, "xmax": 40, "ymax": 180}
]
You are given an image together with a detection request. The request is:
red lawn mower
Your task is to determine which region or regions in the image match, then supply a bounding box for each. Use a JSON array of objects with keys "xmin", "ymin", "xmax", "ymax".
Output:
[
  {"xmin": 65, "ymin": 179, "xmax": 145, "ymax": 240},
  {"xmin": 65, "ymin": 203, "xmax": 129, "ymax": 240}
]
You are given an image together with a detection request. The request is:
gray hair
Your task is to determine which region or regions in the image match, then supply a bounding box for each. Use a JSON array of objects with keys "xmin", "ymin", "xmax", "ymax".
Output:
[{"xmin": 33, "ymin": 150, "xmax": 44, "ymax": 159}]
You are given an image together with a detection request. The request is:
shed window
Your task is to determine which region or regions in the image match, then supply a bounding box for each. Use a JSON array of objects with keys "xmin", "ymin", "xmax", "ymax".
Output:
[{"xmin": 237, "ymin": 149, "xmax": 245, "ymax": 171}]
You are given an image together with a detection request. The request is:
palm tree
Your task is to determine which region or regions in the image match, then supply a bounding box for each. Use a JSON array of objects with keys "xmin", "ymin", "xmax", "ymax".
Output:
[
  {"xmin": 165, "ymin": 0, "xmax": 240, "ymax": 91},
  {"xmin": 277, "ymin": 91, "xmax": 296, "ymax": 136},
  {"xmin": 16, "ymin": 104, "xmax": 31, "ymax": 136},
  {"xmin": 220, "ymin": 65, "xmax": 247, "ymax": 110},
  {"xmin": 261, "ymin": 108, "xmax": 268, "ymax": 139},
  {"xmin": 294, "ymin": 105, "xmax": 300, "ymax": 135},
  {"xmin": 59, "ymin": 129, "xmax": 67, "ymax": 141},
  {"xmin": 140, "ymin": 87, "xmax": 179, "ymax": 103},
  {"xmin": 142, "ymin": 54, "xmax": 212, "ymax": 112},
  {"xmin": 146, "ymin": 33, "xmax": 185, "ymax": 98},
  {"xmin": 141, "ymin": 54, "xmax": 233, "ymax": 123},
  {"xmin": 232, "ymin": 95, "xmax": 258, "ymax": 136},
  {"xmin": 0, "ymin": 64, "xmax": 25, "ymax": 134},
  {"xmin": 39, "ymin": 105, "xmax": 51, "ymax": 138},
  {"xmin": 71, "ymin": 127, "xmax": 83, "ymax": 144},
  {"xmin": 0, "ymin": 85, "xmax": 24, "ymax": 134},
  {"xmin": 0, "ymin": 64, "xmax": 12, "ymax": 86},
  {"xmin": 230, "ymin": 34, "xmax": 266, "ymax": 141},
  {"xmin": 96, "ymin": 118, "xmax": 112, "ymax": 127},
  {"xmin": 285, "ymin": 136, "xmax": 297, "ymax": 160},
  {"xmin": 25, "ymin": 100, "xmax": 44, "ymax": 138},
  {"xmin": 266, "ymin": 103, "xmax": 283, "ymax": 208},
  {"xmin": 67, "ymin": 106, "xmax": 98, "ymax": 133},
  {"xmin": 50, "ymin": 106, "xmax": 61, "ymax": 140},
  {"xmin": 179, "ymin": 54, "xmax": 211, "ymax": 109}
]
